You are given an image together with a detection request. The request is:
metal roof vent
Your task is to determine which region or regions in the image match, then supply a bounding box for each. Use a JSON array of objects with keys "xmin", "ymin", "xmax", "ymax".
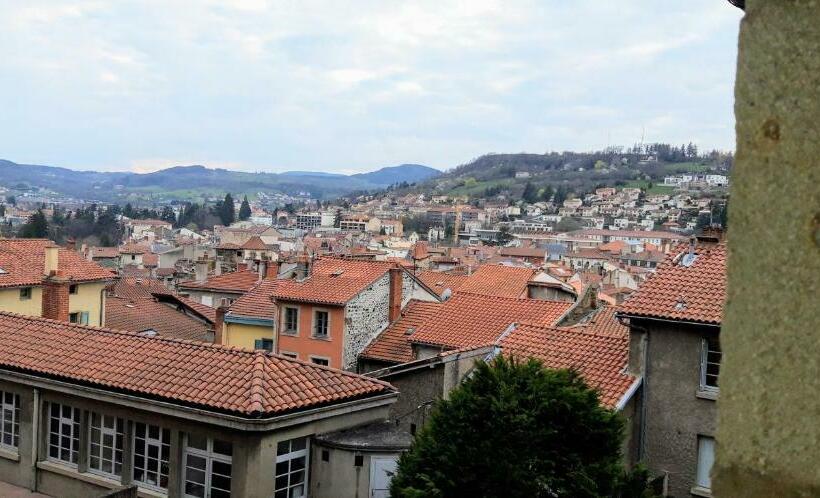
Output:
[{"xmin": 138, "ymin": 329, "xmax": 158, "ymax": 337}]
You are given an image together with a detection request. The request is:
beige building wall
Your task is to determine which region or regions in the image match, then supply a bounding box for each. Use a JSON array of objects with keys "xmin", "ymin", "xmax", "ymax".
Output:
[
  {"xmin": 224, "ymin": 322, "xmax": 273, "ymax": 349},
  {"xmin": 0, "ymin": 286, "xmax": 44, "ymax": 317},
  {"xmin": 69, "ymin": 282, "xmax": 107, "ymax": 327}
]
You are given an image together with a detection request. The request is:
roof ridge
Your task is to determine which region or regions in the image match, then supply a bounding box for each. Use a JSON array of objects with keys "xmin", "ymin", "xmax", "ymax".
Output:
[{"xmin": 248, "ymin": 352, "xmax": 267, "ymax": 415}]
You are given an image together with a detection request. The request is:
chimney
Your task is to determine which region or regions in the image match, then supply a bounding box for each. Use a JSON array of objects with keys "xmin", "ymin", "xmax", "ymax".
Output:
[
  {"xmin": 257, "ymin": 260, "xmax": 266, "ymax": 281},
  {"xmin": 214, "ymin": 258, "xmax": 222, "ymax": 276},
  {"xmin": 214, "ymin": 305, "xmax": 228, "ymax": 345},
  {"xmin": 237, "ymin": 262, "xmax": 248, "ymax": 272},
  {"xmin": 388, "ymin": 266, "xmax": 403, "ymax": 322},
  {"xmin": 265, "ymin": 261, "xmax": 280, "ymax": 279},
  {"xmin": 195, "ymin": 258, "xmax": 208, "ymax": 283},
  {"xmin": 296, "ymin": 251, "xmax": 312, "ymax": 280},
  {"xmin": 44, "ymin": 243, "xmax": 59, "ymax": 277},
  {"xmin": 42, "ymin": 271, "xmax": 70, "ymax": 322}
]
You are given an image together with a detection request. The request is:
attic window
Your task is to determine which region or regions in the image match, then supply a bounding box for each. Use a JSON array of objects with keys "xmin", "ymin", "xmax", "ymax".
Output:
[{"xmin": 330, "ymin": 269, "xmax": 344, "ymax": 277}]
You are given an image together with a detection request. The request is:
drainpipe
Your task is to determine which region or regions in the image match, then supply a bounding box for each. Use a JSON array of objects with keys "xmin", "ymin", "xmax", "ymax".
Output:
[
  {"xmin": 619, "ymin": 315, "xmax": 650, "ymax": 464},
  {"xmin": 31, "ymin": 388, "xmax": 40, "ymax": 492}
]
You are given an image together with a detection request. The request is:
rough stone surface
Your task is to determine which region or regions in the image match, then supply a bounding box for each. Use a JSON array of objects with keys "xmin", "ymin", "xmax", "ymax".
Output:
[{"xmin": 715, "ymin": 1, "xmax": 820, "ymax": 496}]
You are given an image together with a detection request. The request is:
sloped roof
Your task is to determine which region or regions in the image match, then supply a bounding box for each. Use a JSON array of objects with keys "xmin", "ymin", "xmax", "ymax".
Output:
[
  {"xmin": 178, "ymin": 269, "xmax": 260, "ymax": 294},
  {"xmin": 105, "ymin": 296, "xmax": 212, "ymax": 342},
  {"xmin": 272, "ymin": 258, "xmax": 395, "ymax": 306},
  {"xmin": 409, "ymin": 293, "xmax": 572, "ymax": 349},
  {"xmin": 360, "ymin": 300, "xmax": 444, "ymax": 363},
  {"xmin": 620, "ymin": 243, "xmax": 726, "ymax": 325},
  {"xmin": 0, "ymin": 239, "xmax": 114, "ymax": 288},
  {"xmin": 0, "ymin": 311, "xmax": 393, "ymax": 417},
  {"xmin": 90, "ymin": 247, "xmax": 120, "ymax": 258},
  {"xmin": 108, "ymin": 277, "xmax": 170, "ymax": 300},
  {"xmin": 455, "ymin": 264, "xmax": 536, "ymax": 298},
  {"xmin": 499, "ymin": 322, "xmax": 635, "ymax": 408},
  {"xmin": 568, "ymin": 306, "xmax": 628, "ymax": 338},
  {"xmin": 415, "ymin": 271, "xmax": 470, "ymax": 298},
  {"xmin": 228, "ymin": 279, "xmax": 279, "ymax": 320},
  {"xmin": 241, "ymin": 236, "xmax": 268, "ymax": 250}
]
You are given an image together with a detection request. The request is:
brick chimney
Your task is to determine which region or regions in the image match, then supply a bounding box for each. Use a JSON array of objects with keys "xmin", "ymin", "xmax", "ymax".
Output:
[
  {"xmin": 214, "ymin": 305, "xmax": 228, "ymax": 345},
  {"xmin": 265, "ymin": 261, "xmax": 280, "ymax": 279},
  {"xmin": 42, "ymin": 271, "xmax": 70, "ymax": 322},
  {"xmin": 388, "ymin": 266, "xmax": 403, "ymax": 322}
]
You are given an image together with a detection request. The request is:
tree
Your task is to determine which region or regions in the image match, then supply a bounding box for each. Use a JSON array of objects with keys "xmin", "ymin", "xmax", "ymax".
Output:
[
  {"xmin": 160, "ymin": 206, "xmax": 176, "ymax": 224},
  {"xmin": 522, "ymin": 182, "xmax": 538, "ymax": 204},
  {"xmin": 238, "ymin": 196, "xmax": 252, "ymax": 221},
  {"xmin": 497, "ymin": 225, "xmax": 513, "ymax": 245},
  {"xmin": 0, "ymin": 204, "xmax": 5, "ymax": 218},
  {"xmin": 555, "ymin": 216, "xmax": 583, "ymax": 233},
  {"xmin": 219, "ymin": 193, "xmax": 235, "ymax": 226},
  {"xmin": 19, "ymin": 210, "xmax": 49, "ymax": 238},
  {"xmin": 391, "ymin": 357, "xmax": 649, "ymax": 498},
  {"xmin": 5, "ymin": 195, "xmax": 15, "ymax": 206}
]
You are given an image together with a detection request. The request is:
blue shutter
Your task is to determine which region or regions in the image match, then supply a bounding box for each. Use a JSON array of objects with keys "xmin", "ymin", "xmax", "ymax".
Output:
[{"xmin": 81, "ymin": 312, "xmax": 90, "ymax": 325}]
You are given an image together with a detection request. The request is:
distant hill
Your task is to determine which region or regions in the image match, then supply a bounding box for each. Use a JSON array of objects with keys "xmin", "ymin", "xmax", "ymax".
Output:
[
  {"xmin": 351, "ymin": 164, "xmax": 440, "ymax": 185},
  {"xmin": 0, "ymin": 160, "xmax": 438, "ymax": 202}
]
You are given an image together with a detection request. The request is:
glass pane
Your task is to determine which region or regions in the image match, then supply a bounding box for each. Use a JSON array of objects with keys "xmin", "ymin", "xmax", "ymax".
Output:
[
  {"xmin": 275, "ymin": 461, "xmax": 289, "ymax": 476},
  {"xmin": 148, "ymin": 425, "xmax": 159, "ymax": 439},
  {"xmin": 187, "ymin": 433, "xmax": 207, "ymax": 450},
  {"xmin": 277, "ymin": 441, "xmax": 290, "ymax": 455},
  {"xmin": 211, "ymin": 489, "xmax": 231, "ymax": 498},
  {"xmin": 186, "ymin": 467, "xmax": 206, "ymax": 484},
  {"xmin": 135, "ymin": 423, "xmax": 145, "ymax": 438},
  {"xmin": 213, "ymin": 439, "xmax": 233, "ymax": 457},
  {"xmin": 211, "ymin": 473, "xmax": 231, "ymax": 491},
  {"xmin": 188, "ymin": 454, "xmax": 207, "ymax": 470},
  {"xmin": 275, "ymin": 475, "xmax": 289, "ymax": 490},
  {"xmin": 291, "ymin": 438, "xmax": 306, "ymax": 451},
  {"xmin": 291, "ymin": 456, "xmax": 305, "ymax": 471},
  {"xmin": 185, "ymin": 482, "xmax": 205, "ymax": 497},
  {"xmin": 212, "ymin": 460, "xmax": 232, "ymax": 476}
]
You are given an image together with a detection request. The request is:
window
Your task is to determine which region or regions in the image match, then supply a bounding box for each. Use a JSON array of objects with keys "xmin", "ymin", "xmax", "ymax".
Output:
[
  {"xmin": 310, "ymin": 356, "xmax": 329, "ymax": 367},
  {"xmin": 695, "ymin": 436, "xmax": 715, "ymax": 491},
  {"xmin": 133, "ymin": 422, "xmax": 171, "ymax": 490},
  {"xmin": 275, "ymin": 437, "xmax": 309, "ymax": 498},
  {"xmin": 69, "ymin": 284, "xmax": 78, "ymax": 295},
  {"xmin": 48, "ymin": 403, "xmax": 80, "ymax": 465},
  {"xmin": 280, "ymin": 352, "xmax": 298, "ymax": 360},
  {"xmin": 184, "ymin": 435, "xmax": 232, "ymax": 498},
  {"xmin": 283, "ymin": 307, "xmax": 299, "ymax": 334},
  {"xmin": 0, "ymin": 391, "xmax": 20, "ymax": 449},
  {"xmin": 313, "ymin": 310, "xmax": 329, "ymax": 338},
  {"xmin": 19, "ymin": 287, "xmax": 31, "ymax": 300},
  {"xmin": 700, "ymin": 338, "xmax": 722, "ymax": 392},
  {"xmin": 254, "ymin": 338, "xmax": 274, "ymax": 352},
  {"xmin": 88, "ymin": 413, "xmax": 124, "ymax": 478},
  {"xmin": 68, "ymin": 312, "xmax": 90, "ymax": 325}
]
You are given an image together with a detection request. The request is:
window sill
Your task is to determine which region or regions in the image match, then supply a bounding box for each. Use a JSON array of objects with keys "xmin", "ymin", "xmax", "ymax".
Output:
[
  {"xmin": 281, "ymin": 331, "xmax": 299, "ymax": 336},
  {"xmin": 311, "ymin": 335, "xmax": 331, "ymax": 341},
  {"xmin": 696, "ymin": 389, "xmax": 719, "ymax": 401},
  {"xmin": 0, "ymin": 446, "xmax": 19, "ymax": 462},
  {"xmin": 37, "ymin": 461, "xmax": 167, "ymax": 498},
  {"xmin": 691, "ymin": 485, "xmax": 713, "ymax": 497}
]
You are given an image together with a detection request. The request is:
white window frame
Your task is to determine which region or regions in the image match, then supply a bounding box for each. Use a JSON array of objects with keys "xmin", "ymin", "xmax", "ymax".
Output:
[
  {"xmin": 309, "ymin": 355, "xmax": 330, "ymax": 367},
  {"xmin": 282, "ymin": 306, "xmax": 299, "ymax": 335},
  {"xmin": 0, "ymin": 391, "xmax": 20, "ymax": 450},
  {"xmin": 312, "ymin": 309, "xmax": 329, "ymax": 339},
  {"xmin": 183, "ymin": 435, "xmax": 233, "ymax": 498},
  {"xmin": 700, "ymin": 338, "xmax": 721, "ymax": 393},
  {"xmin": 88, "ymin": 412, "xmax": 125, "ymax": 479},
  {"xmin": 695, "ymin": 435, "xmax": 715, "ymax": 491},
  {"xmin": 280, "ymin": 351, "xmax": 298, "ymax": 360},
  {"xmin": 133, "ymin": 422, "xmax": 171, "ymax": 491},
  {"xmin": 275, "ymin": 437, "xmax": 310, "ymax": 498},
  {"xmin": 48, "ymin": 402, "xmax": 80, "ymax": 466}
]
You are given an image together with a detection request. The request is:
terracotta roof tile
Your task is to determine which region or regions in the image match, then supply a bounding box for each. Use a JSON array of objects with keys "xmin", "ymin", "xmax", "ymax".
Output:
[
  {"xmin": 455, "ymin": 264, "xmax": 536, "ymax": 298},
  {"xmin": 228, "ymin": 279, "xmax": 278, "ymax": 320},
  {"xmin": 0, "ymin": 239, "xmax": 114, "ymax": 288},
  {"xmin": 0, "ymin": 311, "xmax": 393, "ymax": 417},
  {"xmin": 241, "ymin": 236, "xmax": 268, "ymax": 250},
  {"xmin": 499, "ymin": 322, "xmax": 635, "ymax": 408},
  {"xmin": 178, "ymin": 269, "xmax": 259, "ymax": 294},
  {"xmin": 409, "ymin": 292, "xmax": 572, "ymax": 349},
  {"xmin": 415, "ymin": 271, "xmax": 470, "ymax": 298},
  {"xmin": 106, "ymin": 296, "xmax": 212, "ymax": 342},
  {"xmin": 568, "ymin": 307, "xmax": 628, "ymax": 338},
  {"xmin": 273, "ymin": 258, "xmax": 395, "ymax": 306},
  {"xmin": 360, "ymin": 300, "xmax": 443, "ymax": 363},
  {"xmin": 620, "ymin": 242, "xmax": 726, "ymax": 325}
]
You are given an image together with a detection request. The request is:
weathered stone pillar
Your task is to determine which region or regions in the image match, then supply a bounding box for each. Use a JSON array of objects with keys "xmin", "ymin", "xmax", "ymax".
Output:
[{"xmin": 714, "ymin": 1, "xmax": 820, "ymax": 496}]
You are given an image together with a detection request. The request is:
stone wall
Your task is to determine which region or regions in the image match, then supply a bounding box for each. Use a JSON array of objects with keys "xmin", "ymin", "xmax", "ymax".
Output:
[{"xmin": 343, "ymin": 274, "xmax": 391, "ymax": 370}]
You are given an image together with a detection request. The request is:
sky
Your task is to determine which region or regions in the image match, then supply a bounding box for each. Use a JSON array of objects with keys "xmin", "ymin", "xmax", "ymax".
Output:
[{"xmin": 0, "ymin": 1, "xmax": 744, "ymax": 174}]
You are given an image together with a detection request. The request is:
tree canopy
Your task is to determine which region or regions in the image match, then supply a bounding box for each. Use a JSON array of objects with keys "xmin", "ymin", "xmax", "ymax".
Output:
[
  {"xmin": 391, "ymin": 357, "xmax": 649, "ymax": 498},
  {"xmin": 238, "ymin": 195, "xmax": 252, "ymax": 221}
]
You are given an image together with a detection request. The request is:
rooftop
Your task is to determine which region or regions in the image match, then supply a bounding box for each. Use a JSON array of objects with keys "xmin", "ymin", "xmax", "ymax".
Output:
[
  {"xmin": 455, "ymin": 264, "xmax": 536, "ymax": 298},
  {"xmin": 178, "ymin": 268, "xmax": 260, "ymax": 294},
  {"xmin": 0, "ymin": 311, "xmax": 394, "ymax": 417},
  {"xmin": 0, "ymin": 239, "xmax": 114, "ymax": 288},
  {"xmin": 619, "ymin": 242, "xmax": 726, "ymax": 325},
  {"xmin": 272, "ymin": 258, "xmax": 397, "ymax": 306},
  {"xmin": 360, "ymin": 300, "xmax": 444, "ymax": 364}
]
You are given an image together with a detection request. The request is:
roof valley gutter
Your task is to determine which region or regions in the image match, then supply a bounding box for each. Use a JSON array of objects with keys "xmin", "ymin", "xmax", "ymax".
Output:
[
  {"xmin": 616, "ymin": 313, "xmax": 721, "ymax": 329},
  {"xmin": 0, "ymin": 369, "xmax": 396, "ymax": 432}
]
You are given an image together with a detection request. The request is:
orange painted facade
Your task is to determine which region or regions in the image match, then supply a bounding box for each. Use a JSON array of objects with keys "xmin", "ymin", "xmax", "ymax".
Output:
[{"xmin": 276, "ymin": 301, "xmax": 346, "ymax": 368}]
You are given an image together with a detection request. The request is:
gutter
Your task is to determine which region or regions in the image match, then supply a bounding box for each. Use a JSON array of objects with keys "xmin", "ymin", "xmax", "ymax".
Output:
[
  {"xmin": 615, "ymin": 377, "xmax": 643, "ymax": 412},
  {"xmin": 224, "ymin": 314, "xmax": 274, "ymax": 327},
  {"xmin": 616, "ymin": 312, "xmax": 721, "ymax": 329},
  {"xmin": 0, "ymin": 369, "xmax": 397, "ymax": 432}
]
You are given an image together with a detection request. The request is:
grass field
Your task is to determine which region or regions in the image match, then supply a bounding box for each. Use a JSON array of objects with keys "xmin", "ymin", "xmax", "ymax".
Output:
[
  {"xmin": 623, "ymin": 180, "xmax": 676, "ymax": 195},
  {"xmin": 663, "ymin": 162, "xmax": 711, "ymax": 174}
]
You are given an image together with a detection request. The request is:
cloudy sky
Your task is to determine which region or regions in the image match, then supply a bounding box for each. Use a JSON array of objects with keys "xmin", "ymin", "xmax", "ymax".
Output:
[{"xmin": 0, "ymin": 1, "xmax": 743, "ymax": 174}]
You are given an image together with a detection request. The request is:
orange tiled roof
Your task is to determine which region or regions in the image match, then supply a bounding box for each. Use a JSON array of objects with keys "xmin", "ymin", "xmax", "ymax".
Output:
[
  {"xmin": 620, "ymin": 242, "xmax": 726, "ymax": 325},
  {"xmin": 178, "ymin": 269, "xmax": 260, "ymax": 294},
  {"xmin": 273, "ymin": 258, "xmax": 395, "ymax": 306},
  {"xmin": 409, "ymin": 293, "xmax": 572, "ymax": 349},
  {"xmin": 568, "ymin": 307, "xmax": 628, "ymax": 338},
  {"xmin": 360, "ymin": 300, "xmax": 444, "ymax": 363},
  {"xmin": 416, "ymin": 271, "xmax": 470, "ymax": 298},
  {"xmin": 119, "ymin": 242, "xmax": 148, "ymax": 254},
  {"xmin": 0, "ymin": 311, "xmax": 393, "ymax": 416},
  {"xmin": 108, "ymin": 277, "xmax": 170, "ymax": 300},
  {"xmin": 0, "ymin": 239, "xmax": 114, "ymax": 288},
  {"xmin": 456, "ymin": 264, "xmax": 536, "ymax": 298},
  {"xmin": 228, "ymin": 279, "xmax": 278, "ymax": 320},
  {"xmin": 499, "ymin": 322, "xmax": 635, "ymax": 408},
  {"xmin": 90, "ymin": 246, "xmax": 120, "ymax": 259},
  {"xmin": 142, "ymin": 253, "xmax": 159, "ymax": 267},
  {"xmin": 241, "ymin": 236, "xmax": 268, "ymax": 250},
  {"xmin": 106, "ymin": 296, "xmax": 212, "ymax": 342}
]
